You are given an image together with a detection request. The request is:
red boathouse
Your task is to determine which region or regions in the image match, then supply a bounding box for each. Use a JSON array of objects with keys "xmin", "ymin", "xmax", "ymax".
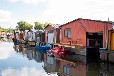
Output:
[
  {"xmin": 59, "ymin": 18, "xmax": 112, "ymax": 60},
  {"xmin": 44, "ymin": 24, "xmax": 60, "ymax": 45}
]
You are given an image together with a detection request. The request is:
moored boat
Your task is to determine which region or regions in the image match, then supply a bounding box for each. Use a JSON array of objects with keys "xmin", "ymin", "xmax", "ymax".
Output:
[
  {"xmin": 47, "ymin": 45, "xmax": 66, "ymax": 58},
  {"xmin": 35, "ymin": 45, "xmax": 50, "ymax": 53}
]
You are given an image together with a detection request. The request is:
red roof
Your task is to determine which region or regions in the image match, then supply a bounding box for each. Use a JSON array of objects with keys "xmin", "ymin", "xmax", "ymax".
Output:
[{"xmin": 60, "ymin": 18, "xmax": 113, "ymax": 27}]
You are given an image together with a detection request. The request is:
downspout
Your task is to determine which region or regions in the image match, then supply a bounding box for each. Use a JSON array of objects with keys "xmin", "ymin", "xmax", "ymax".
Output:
[
  {"xmin": 60, "ymin": 27, "xmax": 62, "ymax": 44},
  {"xmin": 55, "ymin": 28, "xmax": 57, "ymax": 43},
  {"xmin": 105, "ymin": 18, "xmax": 109, "ymax": 49}
]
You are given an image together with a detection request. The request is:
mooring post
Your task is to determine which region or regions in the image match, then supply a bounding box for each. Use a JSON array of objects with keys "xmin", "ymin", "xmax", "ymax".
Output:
[{"xmin": 107, "ymin": 52, "xmax": 109, "ymax": 64}]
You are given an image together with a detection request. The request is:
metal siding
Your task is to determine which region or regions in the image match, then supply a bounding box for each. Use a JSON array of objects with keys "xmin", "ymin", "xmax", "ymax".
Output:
[
  {"xmin": 108, "ymin": 30, "xmax": 114, "ymax": 50},
  {"xmin": 108, "ymin": 30, "xmax": 111, "ymax": 49},
  {"xmin": 44, "ymin": 25, "xmax": 60, "ymax": 43},
  {"xmin": 60, "ymin": 19, "xmax": 112, "ymax": 48},
  {"xmin": 44, "ymin": 25, "xmax": 53, "ymax": 42},
  {"xmin": 111, "ymin": 32, "xmax": 114, "ymax": 50},
  {"xmin": 56, "ymin": 29, "xmax": 60, "ymax": 43},
  {"xmin": 61, "ymin": 20, "xmax": 86, "ymax": 46}
]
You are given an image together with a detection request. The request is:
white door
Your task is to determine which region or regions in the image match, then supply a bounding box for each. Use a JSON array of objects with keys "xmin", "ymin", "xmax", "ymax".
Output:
[{"xmin": 47, "ymin": 33, "xmax": 54, "ymax": 44}]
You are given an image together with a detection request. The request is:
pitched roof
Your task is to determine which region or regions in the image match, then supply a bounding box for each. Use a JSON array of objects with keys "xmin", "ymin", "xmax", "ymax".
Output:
[
  {"xmin": 60, "ymin": 18, "xmax": 113, "ymax": 27},
  {"xmin": 44, "ymin": 24, "xmax": 61, "ymax": 29}
]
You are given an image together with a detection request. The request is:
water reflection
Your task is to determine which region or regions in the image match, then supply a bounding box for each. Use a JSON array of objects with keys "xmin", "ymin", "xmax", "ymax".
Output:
[
  {"xmin": 0, "ymin": 42, "xmax": 50, "ymax": 76},
  {"xmin": 100, "ymin": 63, "xmax": 114, "ymax": 76},
  {"xmin": 43, "ymin": 53, "xmax": 60, "ymax": 75},
  {"xmin": 1, "ymin": 67, "xmax": 57, "ymax": 76},
  {"xmin": 0, "ymin": 42, "xmax": 114, "ymax": 76},
  {"xmin": 57, "ymin": 58, "xmax": 86, "ymax": 76},
  {"xmin": 0, "ymin": 42, "xmax": 13, "ymax": 60},
  {"xmin": 34, "ymin": 51, "xmax": 44, "ymax": 63}
]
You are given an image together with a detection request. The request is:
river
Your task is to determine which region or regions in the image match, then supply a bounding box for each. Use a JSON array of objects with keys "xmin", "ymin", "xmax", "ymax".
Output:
[{"xmin": 0, "ymin": 42, "xmax": 114, "ymax": 76}]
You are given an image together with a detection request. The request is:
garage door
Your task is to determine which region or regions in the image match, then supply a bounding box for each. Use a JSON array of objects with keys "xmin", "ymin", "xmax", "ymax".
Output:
[
  {"xmin": 111, "ymin": 33, "xmax": 114, "ymax": 50},
  {"xmin": 47, "ymin": 33, "xmax": 54, "ymax": 44}
]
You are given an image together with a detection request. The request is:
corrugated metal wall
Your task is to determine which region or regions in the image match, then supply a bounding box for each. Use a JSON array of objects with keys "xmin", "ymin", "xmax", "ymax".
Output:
[
  {"xmin": 108, "ymin": 30, "xmax": 114, "ymax": 50},
  {"xmin": 41, "ymin": 33, "xmax": 45, "ymax": 42},
  {"xmin": 60, "ymin": 19, "xmax": 112, "ymax": 48},
  {"xmin": 44, "ymin": 25, "xmax": 53, "ymax": 43},
  {"xmin": 44, "ymin": 25, "xmax": 60, "ymax": 44}
]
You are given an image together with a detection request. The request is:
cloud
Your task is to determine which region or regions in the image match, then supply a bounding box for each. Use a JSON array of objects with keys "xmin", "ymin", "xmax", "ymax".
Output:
[
  {"xmin": 23, "ymin": 0, "xmax": 47, "ymax": 5},
  {"xmin": 0, "ymin": 9, "xmax": 12, "ymax": 22},
  {"xmin": 1, "ymin": 67, "xmax": 57, "ymax": 76},
  {"xmin": 0, "ymin": 42, "xmax": 13, "ymax": 59},
  {"xmin": 0, "ymin": 49, "xmax": 10, "ymax": 59},
  {"xmin": 5, "ymin": 0, "xmax": 114, "ymax": 28},
  {"xmin": 8, "ymin": 0, "xmax": 19, "ymax": 3},
  {"xmin": 8, "ymin": 0, "xmax": 47, "ymax": 5},
  {"xmin": 0, "ymin": 9, "xmax": 16, "ymax": 28},
  {"xmin": 40, "ymin": 0, "xmax": 114, "ymax": 24}
]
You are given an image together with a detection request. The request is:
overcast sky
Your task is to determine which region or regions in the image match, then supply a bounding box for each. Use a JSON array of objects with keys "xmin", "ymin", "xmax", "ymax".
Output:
[{"xmin": 0, "ymin": 0, "xmax": 114, "ymax": 28}]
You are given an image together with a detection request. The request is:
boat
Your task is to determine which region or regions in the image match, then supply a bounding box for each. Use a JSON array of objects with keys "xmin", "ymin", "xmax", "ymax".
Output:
[
  {"xmin": 47, "ymin": 45, "xmax": 76, "ymax": 58},
  {"xmin": 35, "ymin": 45, "xmax": 50, "ymax": 53},
  {"xmin": 47, "ymin": 46, "xmax": 66, "ymax": 58}
]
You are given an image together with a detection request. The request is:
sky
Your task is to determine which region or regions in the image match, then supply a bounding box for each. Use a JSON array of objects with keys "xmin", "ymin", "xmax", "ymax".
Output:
[{"xmin": 0, "ymin": 0, "xmax": 114, "ymax": 28}]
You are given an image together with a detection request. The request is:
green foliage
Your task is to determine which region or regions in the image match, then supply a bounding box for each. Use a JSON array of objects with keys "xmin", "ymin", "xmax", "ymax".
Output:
[
  {"xmin": 16, "ymin": 21, "xmax": 33, "ymax": 31},
  {"xmin": 6, "ymin": 28, "xmax": 14, "ymax": 33},
  {"xmin": 16, "ymin": 21, "xmax": 49, "ymax": 31},
  {"xmin": 34, "ymin": 22, "xmax": 43, "ymax": 30},
  {"xmin": 0, "ymin": 27, "xmax": 14, "ymax": 33},
  {"xmin": 43, "ymin": 22, "xmax": 49, "ymax": 28},
  {"xmin": 34, "ymin": 22, "xmax": 49, "ymax": 30},
  {"xmin": 16, "ymin": 26, "xmax": 19, "ymax": 30}
]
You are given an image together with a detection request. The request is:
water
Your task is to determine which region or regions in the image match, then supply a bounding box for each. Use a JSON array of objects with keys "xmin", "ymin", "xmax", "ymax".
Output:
[{"xmin": 0, "ymin": 42, "xmax": 114, "ymax": 76}]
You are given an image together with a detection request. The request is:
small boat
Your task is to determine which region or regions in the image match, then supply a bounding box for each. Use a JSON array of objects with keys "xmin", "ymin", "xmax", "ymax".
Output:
[
  {"xmin": 35, "ymin": 45, "xmax": 50, "ymax": 53},
  {"xmin": 47, "ymin": 46, "xmax": 66, "ymax": 58}
]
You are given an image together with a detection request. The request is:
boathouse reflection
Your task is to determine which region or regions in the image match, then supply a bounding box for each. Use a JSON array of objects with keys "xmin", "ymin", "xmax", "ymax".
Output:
[
  {"xmin": 13, "ymin": 44, "xmax": 114, "ymax": 76},
  {"xmin": 43, "ymin": 53, "xmax": 60, "ymax": 75}
]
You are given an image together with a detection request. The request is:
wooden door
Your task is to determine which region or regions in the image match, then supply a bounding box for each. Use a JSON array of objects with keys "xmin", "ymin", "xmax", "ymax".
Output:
[{"xmin": 111, "ymin": 32, "xmax": 114, "ymax": 50}]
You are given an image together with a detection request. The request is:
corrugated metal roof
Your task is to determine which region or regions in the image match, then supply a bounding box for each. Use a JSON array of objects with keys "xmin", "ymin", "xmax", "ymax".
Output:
[
  {"xmin": 60, "ymin": 18, "xmax": 113, "ymax": 27},
  {"xmin": 44, "ymin": 24, "xmax": 61, "ymax": 29}
]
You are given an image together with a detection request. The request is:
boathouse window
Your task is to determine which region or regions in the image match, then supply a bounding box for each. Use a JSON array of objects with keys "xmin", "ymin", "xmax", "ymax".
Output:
[
  {"xmin": 63, "ymin": 66, "xmax": 70, "ymax": 75},
  {"xmin": 64, "ymin": 28, "xmax": 71, "ymax": 38},
  {"xmin": 48, "ymin": 30, "xmax": 54, "ymax": 33}
]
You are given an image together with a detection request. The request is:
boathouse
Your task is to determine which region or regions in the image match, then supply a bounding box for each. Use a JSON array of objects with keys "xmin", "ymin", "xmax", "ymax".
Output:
[
  {"xmin": 35, "ymin": 30, "xmax": 45, "ymax": 43},
  {"xmin": 40, "ymin": 32, "xmax": 45, "ymax": 42},
  {"xmin": 100, "ymin": 29, "xmax": 114, "ymax": 63},
  {"xmin": 44, "ymin": 24, "xmax": 60, "ymax": 45},
  {"xmin": 59, "ymin": 18, "xmax": 112, "ymax": 60}
]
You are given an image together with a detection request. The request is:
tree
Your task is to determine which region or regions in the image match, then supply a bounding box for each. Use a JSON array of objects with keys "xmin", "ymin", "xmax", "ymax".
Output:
[
  {"xmin": 16, "ymin": 26, "xmax": 19, "ymax": 30},
  {"xmin": 43, "ymin": 22, "xmax": 49, "ymax": 29},
  {"xmin": 0, "ymin": 27, "xmax": 14, "ymax": 33},
  {"xmin": 16, "ymin": 21, "xmax": 33, "ymax": 31},
  {"xmin": 34, "ymin": 22, "xmax": 49, "ymax": 30},
  {"xmin": 34, "ymin": 22, "xmax": 43, "ymax": 30},
  {"xmin": 0, "ymin": 28, "xmax": 5, "ymax": 32},
  {"xmin": 25, "ymin": 23, "xmax": 33, "ymax": 30},
  {"xmin": 6, "ymin": 28, "xmax": 14, "ymax": 33}
]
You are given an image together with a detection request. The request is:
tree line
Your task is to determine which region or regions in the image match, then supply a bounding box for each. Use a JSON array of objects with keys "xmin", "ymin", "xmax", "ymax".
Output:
[
  {"xmin": 0, "ymin": 27, "xmax": 14, "ymax": 33},
  {"xmin": 16, "ymin": 21, "xmax": 49, "ymax": 31},
  {"xmin": 0, "ymin": 21, "xmax": 49, "ymax": 33}
]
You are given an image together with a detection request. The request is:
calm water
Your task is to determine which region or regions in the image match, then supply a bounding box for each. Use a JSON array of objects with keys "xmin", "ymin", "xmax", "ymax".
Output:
[{"xmin": 0, "ymin": 42, "xmax": 114, "ymax": 76}]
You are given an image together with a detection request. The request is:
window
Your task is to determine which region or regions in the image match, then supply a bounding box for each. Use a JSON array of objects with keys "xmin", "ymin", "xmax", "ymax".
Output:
[
  {"xmin": 64, "ymin": 28, "xmax": 71, "ymax": 38},
  {"xmin": 48, "ymin": 30, "xmax": 54, "ymax": 33}
]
